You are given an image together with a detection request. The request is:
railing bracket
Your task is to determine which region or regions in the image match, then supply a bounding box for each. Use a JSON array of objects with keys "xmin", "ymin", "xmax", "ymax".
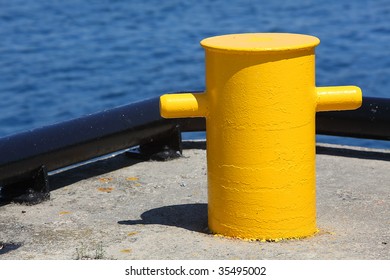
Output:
[
  {"xmin": 0, "ymin": 165, "xmax": 50, "ymax": 205},
  {"xmin": 126, "ymin": 127, "xmax": 182, "ymax": 161}
]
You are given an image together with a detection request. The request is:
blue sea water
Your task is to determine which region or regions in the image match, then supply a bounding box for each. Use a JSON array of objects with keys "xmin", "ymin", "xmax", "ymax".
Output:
[{"xmin": 0, "ymin": 0, "xmax": 389, "ymax": 148}]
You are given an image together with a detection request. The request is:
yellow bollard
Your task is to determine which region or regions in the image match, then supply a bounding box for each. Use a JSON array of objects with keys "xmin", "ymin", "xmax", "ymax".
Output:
[{"xmin": 160, "ymin": 33, "xmax": 362, "ymax": 240}]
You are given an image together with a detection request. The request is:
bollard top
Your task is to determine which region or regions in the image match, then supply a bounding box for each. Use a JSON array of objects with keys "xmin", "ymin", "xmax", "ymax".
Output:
[{"xmin": 201, "ymin": 33, "xmax": 320, "ymax": 53}]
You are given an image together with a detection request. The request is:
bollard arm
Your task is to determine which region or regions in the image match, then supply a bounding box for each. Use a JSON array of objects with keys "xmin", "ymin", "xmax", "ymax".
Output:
[
  {"xmin": 316, "ymin": 86, "xmax": 362, "ymax": 112},
  {"xmin": 160, "ymin": 92, "xmax": 208, "ymax": 118},
  {"xmin": 160, "ymin": 86, "xmax": 362, "ymax": 117}
]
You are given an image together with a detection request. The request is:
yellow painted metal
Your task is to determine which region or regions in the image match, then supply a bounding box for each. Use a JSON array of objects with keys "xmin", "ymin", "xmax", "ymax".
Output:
[
  {"xmin": 316, "ymin": 86, "xmax": 362, "ymax": 112},
  {"xmin": 160, "ymin": 33, "xmax": 362, "ymax": 240},
  {"xmin": 160, "ymin": 93, "xmax": 208, "ymax": 118}
]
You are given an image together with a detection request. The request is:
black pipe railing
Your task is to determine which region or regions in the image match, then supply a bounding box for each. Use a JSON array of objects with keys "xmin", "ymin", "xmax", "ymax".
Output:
[
  {"xmin": 0, "ymin": 95, "xmax": 388, "ymax": 202},
  {"xmin": 316, "ymin": 97, "xmax": 390, "ymax": 140},
  {"xmin": 0, "ymin": 97, "xmax": 176, "ymax": 186}
]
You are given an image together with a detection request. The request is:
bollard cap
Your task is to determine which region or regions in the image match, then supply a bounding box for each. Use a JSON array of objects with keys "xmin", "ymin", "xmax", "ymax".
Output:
[{"xmin": 201, "ymin": 33, "xmax": 320, "ymax": 53}]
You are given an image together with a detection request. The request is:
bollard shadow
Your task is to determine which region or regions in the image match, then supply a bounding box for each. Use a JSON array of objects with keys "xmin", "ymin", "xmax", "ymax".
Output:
[
  {"xmin": 316, "ymin": 145, "xmax": 390, "ymax": 162},
  {"xmin": 118, "ymin": 203, "xmax": 209, "ymax": 233}
]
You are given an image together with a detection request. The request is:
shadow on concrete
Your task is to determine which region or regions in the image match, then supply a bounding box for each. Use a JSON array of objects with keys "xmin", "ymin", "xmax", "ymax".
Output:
[
  {"xmin": 1, "ymin": 153, "xmax": 144, "ymax": 206},
  {"xmin": 50, "ymin": 142, "xmax": 205, "ymax": 191},
  {"xmin": 0, "ymin": 142, "xmax": 201, "ymax": 206},
  {"xmin": 0, "ymin": 242, "xmax": 22, "ymax": 255},
  {"xmin": 118, "ymin": 203, "xmax": 209, "ymax": 233},
  {"xmin": 49, "ymin": 153, "xmax": 143, "ymax": 191},
  {"xmin": 316, "ymin": 145, "xmax": 390, "ymax": 162},
  {"xmin": 182, "ymin": 141, "xmax": 206, "ymax": 150}
]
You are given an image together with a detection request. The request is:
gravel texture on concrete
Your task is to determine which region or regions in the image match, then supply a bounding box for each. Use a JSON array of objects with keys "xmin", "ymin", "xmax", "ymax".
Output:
[{"xmin": 0, "ymin": 141, "xmax": 389, "ymax": 260}]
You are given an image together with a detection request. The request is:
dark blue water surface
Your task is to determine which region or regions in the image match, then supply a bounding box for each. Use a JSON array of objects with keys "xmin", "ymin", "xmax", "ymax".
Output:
[{"xmin": 0, "ymin": 0, "xmax": 389, "ymax": 148}]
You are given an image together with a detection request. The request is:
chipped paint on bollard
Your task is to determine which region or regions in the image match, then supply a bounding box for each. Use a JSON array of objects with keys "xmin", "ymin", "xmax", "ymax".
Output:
[{"xmin": 160, "ymin": 33, "xmax": 362, "ymax": 240}]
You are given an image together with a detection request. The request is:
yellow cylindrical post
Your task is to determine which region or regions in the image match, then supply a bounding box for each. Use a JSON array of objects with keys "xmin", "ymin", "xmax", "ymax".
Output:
[{"xmin": 160, "ymin": 33, "xmax": 362, "ymax": 240}]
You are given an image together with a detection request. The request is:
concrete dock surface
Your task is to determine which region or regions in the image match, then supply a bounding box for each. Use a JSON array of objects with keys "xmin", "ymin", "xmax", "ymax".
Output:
[{"xmin": 0, "ymin": 141, "xmax": 389, "ymax": 260}]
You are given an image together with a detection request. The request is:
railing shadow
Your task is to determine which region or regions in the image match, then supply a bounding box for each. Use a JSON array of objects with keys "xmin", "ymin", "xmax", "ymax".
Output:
[
  {"xmin": 49, "ymin": 153, "xmax": 143, "ymax": 191},
  {"xmin": 316, "ymin": 145, "xmax": 390, "ymax": 162}
]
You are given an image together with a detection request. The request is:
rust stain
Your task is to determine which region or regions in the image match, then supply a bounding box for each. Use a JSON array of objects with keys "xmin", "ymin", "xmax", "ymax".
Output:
[
  {"xmin": 97, "ymin": 187, "xmax": 114, "ymax": 193},
  {"xmin": 120, "ymin": 249, "xmax": 132, "ymax": 253},
  {"xmin": 126, "ymin": 177, "xmax": 139, "ymax": 181},
  {"xmin": 98, "ymin": 177, "xmax": 113, "ymax": 183}
]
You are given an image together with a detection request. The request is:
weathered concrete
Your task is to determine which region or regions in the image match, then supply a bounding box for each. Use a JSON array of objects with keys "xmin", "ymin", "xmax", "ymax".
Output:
[{"xmin": 0, "ymin": 141, "xmax": 389, "ymax": 259}]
